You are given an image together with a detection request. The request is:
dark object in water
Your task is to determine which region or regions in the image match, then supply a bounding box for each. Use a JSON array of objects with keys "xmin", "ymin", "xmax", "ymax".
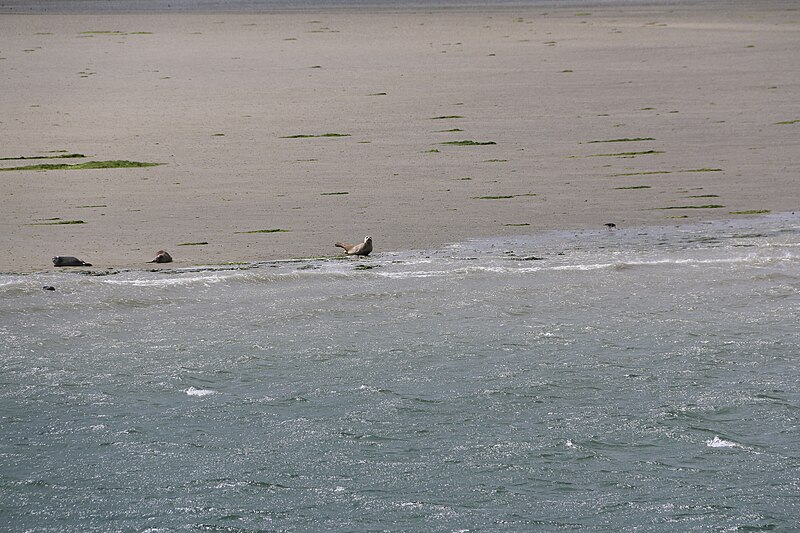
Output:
[
  {"xmin": 605, "ymin": 223, "xmax": 617, "ymax": 228},
  {"xmin": 42, "ymin": 285, "xmax": 56, "ymax": 291}
]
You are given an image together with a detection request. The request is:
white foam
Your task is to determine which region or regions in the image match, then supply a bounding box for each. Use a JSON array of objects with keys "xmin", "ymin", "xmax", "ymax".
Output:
[
  {"xmin": 185, "ymin": 386, "xmax": 215, "ymax": 397},
  {"xmin": 705, "ymin": 436, "xmax": 738, "ymax": 448},
  {"xmin": 105, "ymin": 273, "xmax": 239, "ymax": 287},
  {"xmin": 375, "ymin": 269, "xmax": 452, "ymax": 279},
  {"xmin": 551, "ymin": 263, "xmax": 615, "ymax": 272},
  {"xmin": 375, "ymin": 265, "xmax": 528, "ymax": 279}
]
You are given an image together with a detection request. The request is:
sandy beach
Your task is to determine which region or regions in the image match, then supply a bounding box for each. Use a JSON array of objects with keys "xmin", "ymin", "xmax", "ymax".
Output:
[{"xmin": 1, "ymin": 1, "xmax": 798, "ymax": 273}]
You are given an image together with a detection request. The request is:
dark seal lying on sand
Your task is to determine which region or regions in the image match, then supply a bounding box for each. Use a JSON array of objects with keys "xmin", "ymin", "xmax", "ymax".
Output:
[
  {"xmin": 335, "ymin": 236, "xmax": 373, "ymax": 256},
  {"xmin": 52, "ymin": 256, "xmax": 92, "ymax": 267},
  {"xmin": 148, "ymin": 250, "xmax": 173, "ymax": 263}
]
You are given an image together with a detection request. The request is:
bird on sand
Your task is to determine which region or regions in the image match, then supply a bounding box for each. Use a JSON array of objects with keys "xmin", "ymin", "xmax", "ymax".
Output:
[{"xmin": 335, "ymin": 236, "xmax": 373, "ymax": 256}]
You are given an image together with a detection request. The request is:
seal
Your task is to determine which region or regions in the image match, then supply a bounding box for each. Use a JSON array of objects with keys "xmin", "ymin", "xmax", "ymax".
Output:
[
  {"xmin": 148, "ymin": 250, "xmax": 173, "ymax": 263},
  {"xmin": 335, "ymin": 235, "xmax": 373, "ymax": 256},
  {"xmin": 52, "ymin": 256, "xmax": 92, "ymax": 267}
]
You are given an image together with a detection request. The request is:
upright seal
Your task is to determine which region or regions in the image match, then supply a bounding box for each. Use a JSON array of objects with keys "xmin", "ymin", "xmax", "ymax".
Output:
[{"xmin": 335, "ymin": 236, "xmax": 373, "ymax": 256}]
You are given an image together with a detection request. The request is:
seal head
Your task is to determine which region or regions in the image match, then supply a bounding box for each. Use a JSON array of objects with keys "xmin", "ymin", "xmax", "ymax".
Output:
[
  {"xmin": 52, "ymin": 256, "xmax": 92, "ymax": 267},
  {"xmin": 335, "ymin": 236, "xmax": 373, "ymax": 256}
]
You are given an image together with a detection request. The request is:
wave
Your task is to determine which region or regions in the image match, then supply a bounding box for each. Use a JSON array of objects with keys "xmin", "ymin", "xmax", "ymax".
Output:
[
  {"xmin": 104, "ymin": 272, "xmax": 246, "ymax": 287},
  {"xmin": 705, "ymin": 436, "xmax": 739, "ymax": 449},
  {"xmin": 185, "ymin": 387, "xmax": 215, "ymax": 397}
]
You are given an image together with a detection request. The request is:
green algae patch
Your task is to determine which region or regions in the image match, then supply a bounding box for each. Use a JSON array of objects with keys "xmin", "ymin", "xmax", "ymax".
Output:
[
  {"xmin": 320, "ymin": 191, "xmax": 349, "ymax": 195},
  {"xmin": 437, "ymin": 128, "xmax": 464, "ymax": 132},
  {"xmin": 235, "ymin": 229, "xmax": 289, "ymax": 234},
  {"xmin": 484, "ymin": 159, "xmax": 508, "ymax": 163},
  {"xmin": 687, "ymin": 194, "xmax": 719, "ymax": 198},
  {"xmin": 615, "ymin": 185, "xmax": 651, "ymax": 190},
  {"xmin": 80, "ymin": 30, "xmax": 152, "ymax": 36},
  {"xmin": 586, "ymin": 137, "xmax": 655, "ymax": 144},
  {"xmin": 441, "ymin": 140, "xmax": 496, "ymax": 146},
  {"xmin": 584, "ymin": 150, "xmax": 664, "ymax": 158},
  {"xmin": 30, "ymin": 219, "xmax": 85, "ymax": 225},
  {"xmin": 77, "ymin": 204, "xmax": 107, "ymax": 208},
  {"xmin": 612, "ymin": 171, "xmax": 671, "ymax": 177},
  {"xmin": 430, "ymin": 115, "xmax": 463, "ymax": 120},
  {"xmin": 681, "ymin": 168, "xmax": 722, "ymax": 173},
  {"xmin": 474, "ymin": 193, "xmax": 536, "ymax": 200},
  {"xmin": 504, "ymin": 223, "xmax": 530, "ymax": 226},
  {"xmin": 177, "ymin": 241, "xmax": 208, "ymax": 246},
  {"xmin": 0, "ymin": 160, "xmax": 161, "ymax": 172},
  {"xmin": 1, "ymin": 153, "xmax": 85, "ymax": 161},
  {"xmin": 730, "ymin": 209, "xmax": 770, "ymax": 215},
  {"xmin": 774, "ymin": 119, "xmax": 799, "ymax": 125},
  {"xmin": 280, "ymin": 133, "xmax": 351, "ymax": 139},
  {"xmin": 367, "ymin": 92, "xmax": 387, "ymax": 96},
  {"xmin": 656, "ymin": 205, "xmax": 725, "ymax": 210}
]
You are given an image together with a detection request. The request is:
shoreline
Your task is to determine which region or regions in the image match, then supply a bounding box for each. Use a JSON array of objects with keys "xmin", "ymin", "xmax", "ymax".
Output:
[
  {"xmin": 1, "ymin": 211, "xmax": 794, "ymax": 276},
  {"xmin": 2, "ymin": 4, "xmax": 798, "ymax": 273}
]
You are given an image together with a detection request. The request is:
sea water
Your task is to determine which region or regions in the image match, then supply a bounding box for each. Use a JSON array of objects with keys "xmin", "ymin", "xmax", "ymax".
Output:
[{"xmin": 1, "ymin": 214, "xmax": 799, "ymax": 531}]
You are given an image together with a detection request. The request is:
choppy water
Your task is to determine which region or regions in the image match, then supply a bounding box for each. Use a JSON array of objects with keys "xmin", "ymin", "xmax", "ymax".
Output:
[{"xmin": 2, "ymin": 214, "xmax": 799, "ymax": 531}]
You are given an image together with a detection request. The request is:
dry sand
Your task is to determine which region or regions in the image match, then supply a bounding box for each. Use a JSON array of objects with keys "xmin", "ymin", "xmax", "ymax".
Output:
[{"xmin": 1, "ymin": 2, "xmax": 798, "ymax": 272}]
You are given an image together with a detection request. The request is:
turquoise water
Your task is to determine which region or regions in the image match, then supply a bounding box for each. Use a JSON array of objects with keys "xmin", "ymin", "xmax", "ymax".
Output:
[{"xmin": 1, "ymin": 215, "xmax": 799, "ymax": 531}]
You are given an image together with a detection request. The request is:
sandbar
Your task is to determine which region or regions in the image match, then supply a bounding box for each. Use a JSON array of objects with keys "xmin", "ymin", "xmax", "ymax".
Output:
[{"xmin": 1, "ymin": 1, "xmax": 798, "ymax": 272}]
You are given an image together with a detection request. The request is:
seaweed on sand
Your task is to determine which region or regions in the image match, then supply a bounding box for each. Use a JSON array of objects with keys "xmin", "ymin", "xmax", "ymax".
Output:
[
  {"xmin": 235, "ymin": 229, "xmax": 289, "ymax": 234},
  {"xmin": 441, "ymin": 140, "xmax": 496, "ymax": 146},
  {"xmin": 0, "ymin": 153, "xmax": 85, "ymax": 161},
  {"xmin": 0, "ymin": 160, "xmax": 161, "ymax": 172},
  {"xmin": 30, "ymin": 219, "xmax": 85, "ymax": 225},
  {"xmin": 280, "ymin": 133, "xmax": 351, "ymax": 139}
]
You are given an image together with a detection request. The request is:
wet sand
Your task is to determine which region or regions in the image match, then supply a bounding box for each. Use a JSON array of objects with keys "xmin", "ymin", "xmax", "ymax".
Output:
[{"xmin": 1, "ymin": 2, "xmax": 798, "ymax": 272}]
